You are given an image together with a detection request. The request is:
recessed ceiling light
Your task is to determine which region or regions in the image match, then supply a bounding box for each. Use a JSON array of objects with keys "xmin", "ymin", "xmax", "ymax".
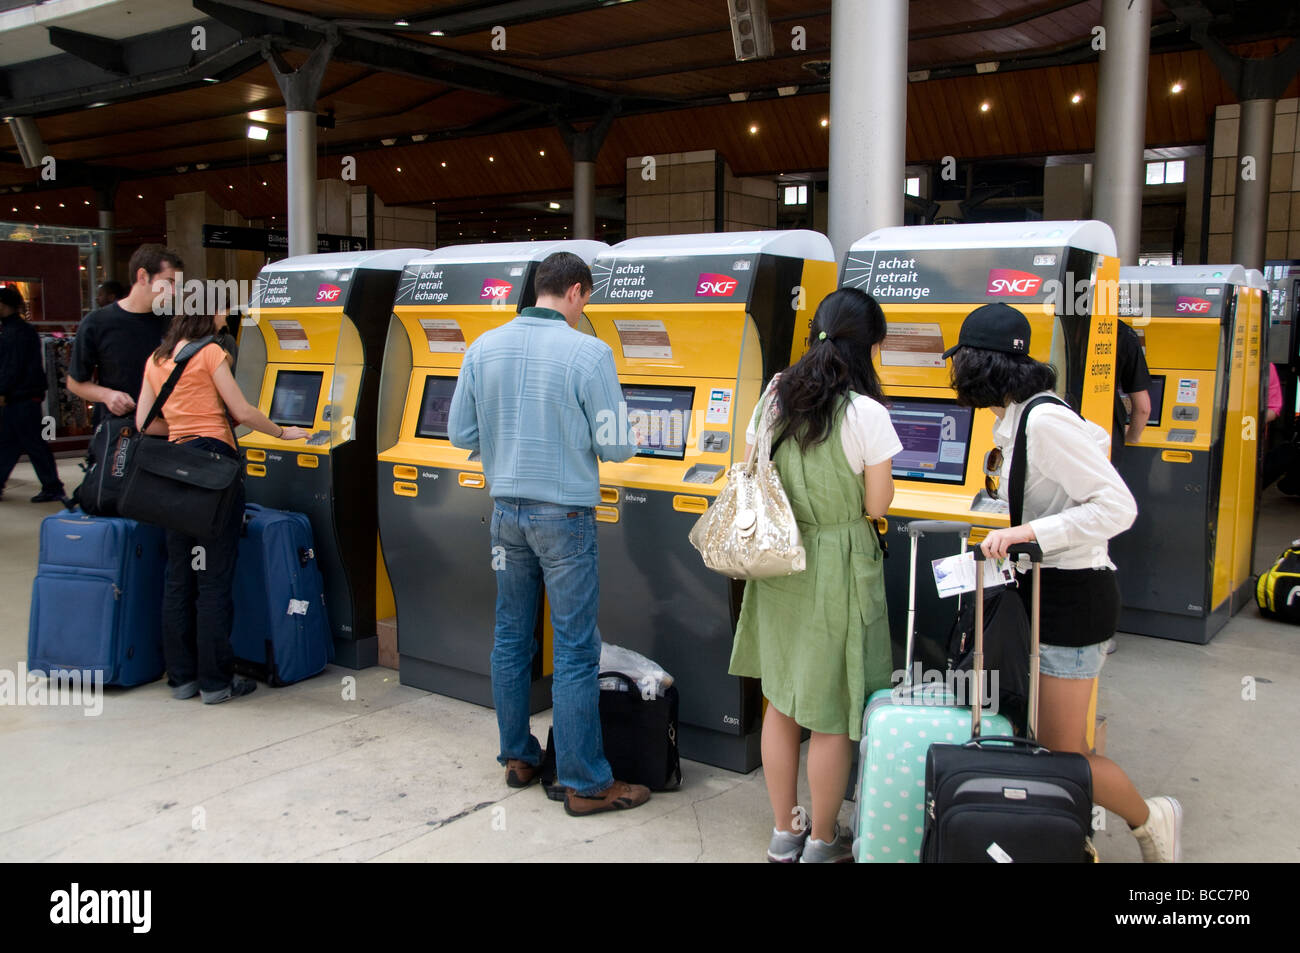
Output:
[
  {"xmin": 89, "ymin": 102, "xmax": 108, "ymax": 108},
  {"xmin": 979, "ymin": 101, "xmax": 991, "ymax": 112},
  {"xmin": 820, "ymin": 117, "xmax": 828, "ymax": 127},
  {"xmin": 247, "ymin": 124, "xmax": 269, "ymax": 140},
  {"xmin": 34, "ymin": 204, "xmax": 40, "ymax": 209},
  {"xmin": 203, "ymin": 77, "xmax": 219, "ymax": 83},
  {"xmin": 1071, "ymin": 93, "xmax": 1083, "ymax": 104},
  {"xmin": 440, "ymin": 161, "xmax": 447, "ymax": 167},
  {"xmin": 548, "ymin": 202, "xmax": 561, "ymax": 210},
  {"xmin": 429, "ymin": 30, "xmax": 445, "ymax": 36},
  {"xmin": 396, "ymin": 167, "xmax": 402, "ymax": 172},
  {"xmin": 58, "ymin": 202, "xmax": 64, "ymax": 207},
  {"xmin": 488, "ymin": 155, "xmax": 495, "ymax": 162},
  {"xmin": 1171, "ymin": 81, "xmax": 1184, "ymax": 94},
  {"xmin": 749, "ymin": 124, "xmax": 758, "ymax": 134},
  {"xmin": 136, "ymin": 194, "xmax": 143, "ymax": 199},
  {"xmin": 394, "ymin": 19, "xmax": 409, "ymax": 26},
  {"xmin": 83, "ymin": 200, "xmax": 90, "ymax": 205},
  {"xmin": 539, "ymin": 150, "xmax": 545, "ymax": 157},
  {"xmin": 228, "ymin": 184, "xmax": 234, "ymax": 190},
  {"xmin": 262, "ymin": 180, "xmax": 267, "ymax": 186}
]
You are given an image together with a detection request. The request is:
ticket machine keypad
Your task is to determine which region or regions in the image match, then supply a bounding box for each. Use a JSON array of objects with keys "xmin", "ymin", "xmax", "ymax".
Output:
[
  {"xmin": 306, "ymin": 431, "xmax": 330, "ymax": 446},
  {"xmin": 1167, "ymin": 428, "xmax": 1197, "ymax": 443},
  {"xmin": 683, "ymin": 464, "xmax": 725, "ymax": 485}
]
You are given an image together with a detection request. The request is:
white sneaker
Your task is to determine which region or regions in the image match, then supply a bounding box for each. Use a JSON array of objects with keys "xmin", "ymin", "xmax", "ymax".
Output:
[
  {"xmin": 1132, "ymin": 796, "xmax": 1183, "ymax": 863},
  {"xmin": 798, "ymin": 823, "xmax": 854, "ymax": 863},
  {"xmin": 766, "ymin": 827, "xmax": 809, "ymax": 863}
]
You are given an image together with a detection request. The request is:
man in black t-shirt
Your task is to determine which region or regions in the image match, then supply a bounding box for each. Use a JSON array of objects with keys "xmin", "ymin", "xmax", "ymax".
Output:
[
  {"xmin": 68, "ymin": 244, "xmax": 179, "ymax": 424},
  {"xmin": 1112, "ymin": 321, "xmax": 1152, "ymax": 461}
]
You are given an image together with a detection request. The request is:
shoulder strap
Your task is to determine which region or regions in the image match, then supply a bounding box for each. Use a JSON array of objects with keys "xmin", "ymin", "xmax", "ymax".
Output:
[
  {"xmin": 1009, "ymin": 394, "xmax": 1076, "ymax": 526},
  {"xmin": 142, "ymin": 335, "xmax": 215, "ymax": 432}
]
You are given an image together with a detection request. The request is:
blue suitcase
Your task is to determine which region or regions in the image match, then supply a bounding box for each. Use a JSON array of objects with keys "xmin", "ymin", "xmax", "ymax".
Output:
[
  {"xmin": 853, "ymin": 520, "xmax": 1013, "ymax": 863},
  {"xmin": 231, "ymin": 504, "xmax": 332, "ymax": 685},
  {"xmin": 28, "ymin": 512, "xmax": 167, "ymax": 686}
]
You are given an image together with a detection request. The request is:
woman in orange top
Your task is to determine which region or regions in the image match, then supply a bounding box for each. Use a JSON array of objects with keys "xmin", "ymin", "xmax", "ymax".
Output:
[{"xmin": 136, "ymin": 312, "xmax": 309, "ymax": 704}]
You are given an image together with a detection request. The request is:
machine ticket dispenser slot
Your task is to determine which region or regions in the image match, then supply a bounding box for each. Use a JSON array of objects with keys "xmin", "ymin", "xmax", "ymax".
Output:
[
  {"xmin": 1113, "ymin": 265, "xmax": 1264, "ymax": 643},
  {"xmin": 844, "ymin": 221, "xmax": 1120, "ymax": 671},
  {"xmin": 585, "ymin": 230, "xmax": 837, "ymax": 773},
  {"xmin": 376, "ymin": 241, "xmax": 608, "ymax": 710},
  {"xmin": 237, "ymin": 248, "xmax": 425, "ymax": 669}
]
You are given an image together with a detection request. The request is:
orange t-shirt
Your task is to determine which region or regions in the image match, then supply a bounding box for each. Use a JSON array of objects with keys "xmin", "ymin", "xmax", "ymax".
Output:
[{"xmin": 142, "ymin": 341, "xmax": 235, "ymax": 447}]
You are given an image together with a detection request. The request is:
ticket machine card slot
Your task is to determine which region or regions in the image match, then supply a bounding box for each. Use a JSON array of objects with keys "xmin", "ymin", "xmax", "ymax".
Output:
[
  {"xmin": 245, "ymin": 449, "xmax": 267, "ymax": 462},
  {"xmin": 700, "ymin": 430, "xmax": 730, "ymax": 454},
  {"xmin": 672, "ymin": 495, "xmax": 709, "ymax": 514},
  {"xmin": 1172, "ymin": 405, "xmax": 1199, "ymax": 421},
  {"xmin": 600, "ymin": 486, "xmax": 621, "ymax": 504}
]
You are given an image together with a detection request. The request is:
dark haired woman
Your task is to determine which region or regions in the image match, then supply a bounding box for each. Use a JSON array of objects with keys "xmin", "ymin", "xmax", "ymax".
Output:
[
  {"xmin": 135, "ymin": 312, "xmax": 310, "ymax": 704},
  {"xmin": 947, "ymin": 302, "xmax": 1182, "ymax": 863},
  {"xmin": 729, "ymin": 288, "xmax": 902, "ymax": 863}
]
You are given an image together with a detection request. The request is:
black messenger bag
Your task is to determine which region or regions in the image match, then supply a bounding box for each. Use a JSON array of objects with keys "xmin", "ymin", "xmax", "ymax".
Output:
[{"xmin": 117, "ymin": 337, "xmax": 242, "ymax": 539}]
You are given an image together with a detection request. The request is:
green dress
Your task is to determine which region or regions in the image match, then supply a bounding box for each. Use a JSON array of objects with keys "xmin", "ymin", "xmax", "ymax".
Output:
[{"xmin": 728, "ymin": 397, "xmax": 893, "ymax": 742}]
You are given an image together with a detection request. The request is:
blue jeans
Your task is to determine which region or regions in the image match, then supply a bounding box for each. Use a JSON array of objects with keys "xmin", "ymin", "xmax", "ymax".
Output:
[{"xmin": 490, "ymin": 498, "xmax": 612, "ymax": 797}]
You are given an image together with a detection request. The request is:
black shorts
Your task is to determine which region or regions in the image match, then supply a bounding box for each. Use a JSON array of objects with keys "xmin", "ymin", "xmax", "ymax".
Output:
[{"xmin": 1017, "ymin": 567, "xmax": 1121, "ymax": 649}]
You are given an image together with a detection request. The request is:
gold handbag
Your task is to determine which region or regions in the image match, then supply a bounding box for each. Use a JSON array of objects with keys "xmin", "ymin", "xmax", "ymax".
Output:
[{"xmin": 688, "ymin": 394, "xmax": 806, "ymax": 579}]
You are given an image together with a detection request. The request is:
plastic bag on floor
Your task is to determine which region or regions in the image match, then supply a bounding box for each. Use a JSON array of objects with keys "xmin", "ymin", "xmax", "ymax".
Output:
[{"xmin": 598, "ymin": 642, "xmax": 674, "ymax": 699}]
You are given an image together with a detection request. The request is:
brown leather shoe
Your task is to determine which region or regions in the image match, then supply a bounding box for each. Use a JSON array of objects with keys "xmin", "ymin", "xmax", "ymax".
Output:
[
  {"xmin": 505, "ymin": 759, "xmax": 540, "ymax": 788},
  {"xmin": 564, "ymin": 780, "xmax": 651, "ymax": 817}
]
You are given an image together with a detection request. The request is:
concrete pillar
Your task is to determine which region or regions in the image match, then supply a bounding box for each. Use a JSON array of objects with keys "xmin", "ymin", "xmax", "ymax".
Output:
[
  {"xmin": 574, "ymin": 159, "xmax": 596, "ymax": 240},
  {"xmin": 828, "ymin": 0, "xmax": 907, "ymax": 259},
  {"xmin": 1231, "ymin": 98, "xmax": 1276, "ymax": 271},
  {"xmin": 1093, "ymin": 0, "xmax": 1152, "ymax": 263},
  {"xmin": 286, "ymin": 111, "xmax": 317, "ymax": 258},
  {"xmin": 95, "ymin": 185, "xmax": 116, "ymax": 281}
]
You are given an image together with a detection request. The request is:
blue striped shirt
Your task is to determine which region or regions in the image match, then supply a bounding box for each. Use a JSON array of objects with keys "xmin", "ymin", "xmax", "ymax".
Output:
[{"xmin": 449, "ymin": 307, "xmax": 636, "ymax": 506}]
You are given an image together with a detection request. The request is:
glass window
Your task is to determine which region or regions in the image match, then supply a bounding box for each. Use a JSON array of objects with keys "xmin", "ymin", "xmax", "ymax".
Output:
[
  {"xmin": 1166, "ymin": 159, "xmax": 1185, "ymax": 184},
  {"xmin": 1145, "ymin": 162, "xmax": 1166, "ymax": 185}
]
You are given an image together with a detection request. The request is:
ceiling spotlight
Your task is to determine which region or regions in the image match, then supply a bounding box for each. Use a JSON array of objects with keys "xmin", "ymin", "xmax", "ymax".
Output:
[
  {"xmin": 548, "ymin": 202, "xmax": 561, "ymax": 210},
  {"xmin": 247, "ymin": 124, "xmax": 269, "ymax": 140},
  {"xmin": 777, "ymin": 86, "xmax": 798, "ymax": 97},
  {"xmin": 196, "ymin": 163, "xmax": 209, "ymax": 170},
  {"xmin": 88, "ymin": 102, "xmax": 108, "ymax": 108},
  {"xmin": 539, "ymin": 150, "xmax": 545, "ymax": 157},
  {"xmin": 979, "ymin": 101, "xmax": 991, "ymax": 113},
  {"xmin": 58, "ymin": 202, "xmax": 64, "ymax": 207},
  {"xmin": 907, "ymin": 70, "xmax": 931, "ymax": 83},
  {"xmin": 429, "ymin": 30, "xmax": 445, "ymax": 36},
  {"xmin": 394, "ymin": 19, "xmax": 410, "ymax": 27},
  {"xmin": 975, "ymin": 61, "xmax": 999, "ymax": 74},
  {"xmin": 1171, "ymin": 81, "xmax": 1184, "ymax": 94},
  {"xmin": 136, "ymin": 194, "xmax": 143, "ymax": 199},
  {"xmin": 411, "ymin": 134, "xmax": 428, "ymax": 142},
  {"xmin": 381, "ymin": 137, "xmax": 397, "ymax": 146},
  {"xmin": 1071, "ymin": 93, "xmax": 1083, "ymax": 104},
  {"xmin": 83, "ymin": 200, "xmax": 90, "ymax": 205},
  {"xmin": 488, "ymin": 155, "xmax": 495, "ymax": 162},
  {"xmin": 396, "ymin": 167, "xmax": 402, "ymax": 172},
  {"xmin": 440, "ymin": 161, "xmax": 447, "ymax": 167},
  {"xmin": 203, "ymin": 77, "xmax": 219, "ymax": 83},
  {"xmin": 749, "ymin": 124, "xmax": 758, "ymax": 134},
  {"xmin": 820, "ymin": 117, "xmax": 828, "ymax": 128},
  {"xmin": 728, "ymin": 92, "xmax": 750, "ymax": 103}
]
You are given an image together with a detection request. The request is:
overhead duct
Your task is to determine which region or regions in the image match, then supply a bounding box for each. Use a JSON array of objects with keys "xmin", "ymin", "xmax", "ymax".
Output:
[
  {"xmin": 5, "ymin": 116, "xmax": 47, "ymax": 168},
  {"xmin": 727, "ymin": 0, "xmax": 774, "ymax": 61}
]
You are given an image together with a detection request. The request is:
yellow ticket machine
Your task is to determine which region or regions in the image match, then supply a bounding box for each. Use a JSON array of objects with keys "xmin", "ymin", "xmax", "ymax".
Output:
[
  {"xmin": 376, "ymin": 240, "xmax": 608, "ymax": 708},
  {"xmin": 1112, "ymin": 265, "xmax": 1264, "ymax": 642},
  {"xmin": 237, "ymin": 248, "xmax": 425, "ymax": 668},
  {"xmin": 843, "ymin": 222, "xmax": 1121, "ymax": 670},
  {"xmin": 584, "ymin": 230, "xmax": 837, "ymax": 772}
]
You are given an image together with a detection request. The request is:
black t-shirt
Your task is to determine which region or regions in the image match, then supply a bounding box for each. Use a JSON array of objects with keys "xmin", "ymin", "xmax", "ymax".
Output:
[
  {"xmin": 69, "ymin": 303, "xmax": 168, "ymax": 415},
  {"xmin": 1112, "ymin": 322, "xmax": 1152, "ymax": 451}
]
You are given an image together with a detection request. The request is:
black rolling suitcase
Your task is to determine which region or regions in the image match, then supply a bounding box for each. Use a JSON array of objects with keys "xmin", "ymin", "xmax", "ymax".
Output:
[{"xmin": 921, "ymin": 542, "xmax": 1095, "ymax": 863}]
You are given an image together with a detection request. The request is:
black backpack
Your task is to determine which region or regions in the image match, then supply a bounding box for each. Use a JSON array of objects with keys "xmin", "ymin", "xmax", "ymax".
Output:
[{"xmin": 71, "ymin": 412, "xmax": 138, "ymax": 516}]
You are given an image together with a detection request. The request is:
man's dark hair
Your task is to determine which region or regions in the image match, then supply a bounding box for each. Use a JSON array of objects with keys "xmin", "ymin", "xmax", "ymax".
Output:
[
  {"xmin": 127, "ymin": 244, "xmax": 184, "ymax": 285},
  {"xmin": 99, "ymin": 280, "xmax": 127, "ymax": 301},
  {"xmin": 950, "ymin": 347, "xmax": 1059, "ymax": 408},
  {"xmin": 534, "ymin": 252, "xmax": 592, "ymax": 299},
  {"xmin": 0, "ymin": 285, "xmax": 25, "ymax": 313}
]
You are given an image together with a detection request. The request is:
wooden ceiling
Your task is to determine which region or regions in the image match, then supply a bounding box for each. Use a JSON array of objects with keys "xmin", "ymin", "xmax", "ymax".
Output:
[{"xmin": 0, "ymin": 0, "xmax": 1296, "ymax": 232}]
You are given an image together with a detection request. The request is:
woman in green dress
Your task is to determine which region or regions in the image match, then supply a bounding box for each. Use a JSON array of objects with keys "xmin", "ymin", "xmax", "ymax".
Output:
[{"xmin": 730, "ymin": 288, "xmax": 901, "ymax": 863}]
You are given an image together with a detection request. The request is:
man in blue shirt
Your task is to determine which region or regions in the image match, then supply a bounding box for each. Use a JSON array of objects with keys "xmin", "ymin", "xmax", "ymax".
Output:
[{"xmin": 449, "ymin": 251, "xmax": 646, "ymax": 817}]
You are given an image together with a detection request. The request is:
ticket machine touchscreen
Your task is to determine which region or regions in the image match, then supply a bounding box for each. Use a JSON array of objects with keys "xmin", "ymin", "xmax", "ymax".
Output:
[
  {"xmin": 888, "ymin": 398, "xmax": 974, "ymax": 484},
  {"xmin": 414, "ymin": 375, "xmax": 457, "ymax": 440},
  {"xmin": 268, "ymin": 370, "xmax": 323, "ymax": 428},
  {"xmin": 622, "ymin": 383, "xmax": 694, "ymax": 461}
]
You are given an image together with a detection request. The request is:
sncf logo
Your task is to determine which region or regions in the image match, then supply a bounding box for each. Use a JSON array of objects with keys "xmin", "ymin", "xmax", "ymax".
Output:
[
  {"xmin": 696, "ymin": 273, "xmax": 739, "ymax": 297},
  {"xmin": 315, "ymin": 284, "xmax": 342, "ymax": 303},
  {"xmin": 986, "ymin": 269, "xmax": 1043, "ymax": 297},
  {"xmin": 480, "ymin": 279, "xmax": 513, "ymax": 299},
  {"xmin": 1176, "ymin": 296, "xmax": 1213, "ymax": 314}
]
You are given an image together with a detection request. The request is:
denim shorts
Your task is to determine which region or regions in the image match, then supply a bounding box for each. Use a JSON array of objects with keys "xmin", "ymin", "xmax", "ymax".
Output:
[{"xmin": 1038, "ymin": 640, "xmax": 1110, "ymax": 680}]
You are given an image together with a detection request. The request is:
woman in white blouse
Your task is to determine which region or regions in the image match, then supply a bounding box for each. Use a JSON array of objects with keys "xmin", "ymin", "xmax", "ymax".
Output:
[{"xmin": 946, "ymin": 302, "xmax": 1183, "ymax": 863}]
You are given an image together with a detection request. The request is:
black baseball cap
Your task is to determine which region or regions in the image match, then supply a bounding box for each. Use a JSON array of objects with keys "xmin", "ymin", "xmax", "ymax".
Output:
[{"xmin": 942, "ymin": 303, "xmax": 1032, "ymax": 359}]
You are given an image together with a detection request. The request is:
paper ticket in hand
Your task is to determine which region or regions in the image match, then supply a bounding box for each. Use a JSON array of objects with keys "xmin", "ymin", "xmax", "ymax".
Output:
[{"xmin": 931, "ymin": 551, "xmax": 1014, "ymax": 598}]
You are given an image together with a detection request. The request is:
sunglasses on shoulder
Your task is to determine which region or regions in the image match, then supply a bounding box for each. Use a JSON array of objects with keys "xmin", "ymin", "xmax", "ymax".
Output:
[{"xmin": 983, "ymin": 447, "xmax": 1003, "ymax": 497}]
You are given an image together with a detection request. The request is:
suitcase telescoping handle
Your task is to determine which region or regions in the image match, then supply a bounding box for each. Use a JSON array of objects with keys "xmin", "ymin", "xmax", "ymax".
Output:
[
  {"xmin": 901, "ymin": 521, "xmax": 974, "ymax": 691},
  {"xmin": 971, "ymin": 541, "xmax": 1043, "ymax": 740}
]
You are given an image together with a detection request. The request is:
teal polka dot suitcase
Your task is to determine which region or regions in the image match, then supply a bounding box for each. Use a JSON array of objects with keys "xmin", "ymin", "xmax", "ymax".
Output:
[
  {"xmin": 854, "ymin": 686, "xmax": 1012, "ymax": 862},
  {"xmin": 852, "ymin": 520, "xmax": 1012, "ymax": 863}
]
